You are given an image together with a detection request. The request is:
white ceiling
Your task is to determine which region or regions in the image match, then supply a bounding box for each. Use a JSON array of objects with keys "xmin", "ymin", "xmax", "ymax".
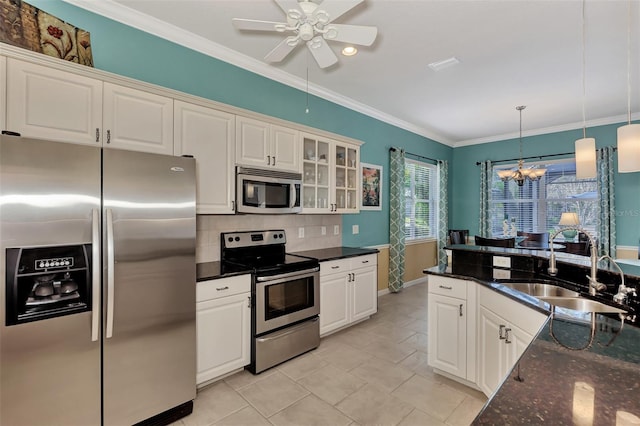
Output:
[{"xmin": 64, "ymin": 0, "xmax": 640, "ymax": 147}]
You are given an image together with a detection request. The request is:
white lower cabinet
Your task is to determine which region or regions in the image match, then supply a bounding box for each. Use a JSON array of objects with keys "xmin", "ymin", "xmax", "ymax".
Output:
[
  {"xmin": 477, "ymin": 286, "xmax": 547, "ymax": 397},
  {"xmin": 427, "ymin": 276, "xmax": 477, "ymax": 383},
  {"xmin": 196, "ymin": 275, "xmax": 251, "ymax": 386},
  {"xmin": 320, "ymin": 254, "xmax": 377, "ymax": 336}
]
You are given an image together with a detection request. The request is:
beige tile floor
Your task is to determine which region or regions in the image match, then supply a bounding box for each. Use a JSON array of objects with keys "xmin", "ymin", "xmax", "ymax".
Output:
[{"xmin": 176, "ymin": 282, "xmax": 487, "ymax": 426}]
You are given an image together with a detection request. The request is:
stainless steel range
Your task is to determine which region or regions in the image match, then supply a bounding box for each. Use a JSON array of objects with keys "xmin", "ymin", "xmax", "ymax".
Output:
[{"xmin": 221, "ymin": 230, "xmax": 320, "ymax": 374}]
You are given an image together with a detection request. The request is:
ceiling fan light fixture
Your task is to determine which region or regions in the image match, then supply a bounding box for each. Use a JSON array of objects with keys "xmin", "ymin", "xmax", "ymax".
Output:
[{"xmin": 342, "ymin": 46, "xmax": 358, "ymax": 56}]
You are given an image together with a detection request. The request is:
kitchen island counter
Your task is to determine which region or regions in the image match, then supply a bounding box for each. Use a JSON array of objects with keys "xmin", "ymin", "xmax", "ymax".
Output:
[{"xmin": 425, "ymin": 260, "xmax": 640, "ymax": 424}]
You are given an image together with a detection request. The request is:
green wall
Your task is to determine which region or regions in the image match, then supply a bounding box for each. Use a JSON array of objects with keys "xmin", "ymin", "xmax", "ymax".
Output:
[
  {"xmin": 26, "ymin": 0, "xmax": 453, "ymax": 248},
  {"xmin": 452, "ymin": 122, "xmax": 640, "ymax": 247}
]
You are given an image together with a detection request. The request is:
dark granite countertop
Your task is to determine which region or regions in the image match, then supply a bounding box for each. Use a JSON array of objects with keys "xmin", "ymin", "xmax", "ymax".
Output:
[
  {"xmin": 196, "ymin": 261, "xmax": 252, "ymax": 282},
  {"xmin": 290, "ymin": 246, "xmax": 379, "ymax": 262},
  {"xmin": 425, "ymin": 263, "xmax": 640, "ymax": 424}
]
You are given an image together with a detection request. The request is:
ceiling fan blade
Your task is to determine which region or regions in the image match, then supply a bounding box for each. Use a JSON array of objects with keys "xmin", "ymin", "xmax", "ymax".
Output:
[
  {"xmin": 265, "ymin": 37, "xmax": 299, "ymax": 63},
  {"xmin": 327, "ymin": 24, "xmax": 377, "ymax": 46},
  {"xmin": 315, "ymin": 0, "xmax": 363, "ymax": 23},
  {"xmin": 232, "ymin": 18, "xmax": 286, "ymax": 32},
  {"xmin": 274, "ymin": 0, "xmax": 304, "ymax": 17},
  {"xmin": 307, "ymin": 36, "xmax": 338, "ymax": 69}
]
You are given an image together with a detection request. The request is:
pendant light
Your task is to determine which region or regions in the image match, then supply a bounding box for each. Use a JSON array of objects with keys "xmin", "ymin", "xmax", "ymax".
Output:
[
  {"xmin": 497, "ymin": 106, "xmax": 546, "ymax": 186},
  {"xmin": 575, "ymin": 0, "xmax": 597, "ymax": 179},
  {"xmin": 617, "ymin": 0, "xmax": 640, "ymax": 173}
]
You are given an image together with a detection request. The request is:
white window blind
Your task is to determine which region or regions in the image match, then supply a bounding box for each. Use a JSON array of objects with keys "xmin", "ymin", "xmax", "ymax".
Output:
[
  {"xmin": 491, "ymin": 159, "xmax": 598, "ymax": 239},
  {"xmin": 404, "ymin": 158, "xmax": 436, "ymax": 240}
]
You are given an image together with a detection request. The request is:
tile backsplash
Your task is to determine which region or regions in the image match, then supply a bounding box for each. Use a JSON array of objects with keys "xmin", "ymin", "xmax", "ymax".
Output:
[{"xmin": 196, "ymin": 214, "xmax": 343, "ymax": 263}]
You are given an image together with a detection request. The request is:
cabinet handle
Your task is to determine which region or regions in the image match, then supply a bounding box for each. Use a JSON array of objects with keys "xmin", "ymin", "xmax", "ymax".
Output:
[
  {"xmin": 459, "ymin": 304, "xmax": 463, "ymax": 317},
  {"xmin": 499, "ymin": 324, "xmax": 506, "ymax": 340},
  {"xmin": 106, "ymin": 129, "xmax": 111, "ymax": 144},
  {"xmin": 505, "ymin": 328, "xmax": 512, "ymax": 344},
  {"xmin": 248, "ymin": 296, "xmax": 252, "ymax": 308},
  {"xmin": 347, "ymin": 273, "xmax": 351, "ymax": 282},
  {"xmin": 439, "ymin": 285, "xmax": 453, "ymax": 290},
  {"xmin": 352, "ymin": 273, "xmax": 356, "ymax": 281},
  {"xmin": 267, "ymin": 155, "xmax": 271, "ymax": 165},
  {"xmin": 216, "ymin": 286, "xmax": 229, "ymax": 291},
  {"xmin": 272, "ymin": 156, "xmax": 276, "ymax": 166},
  {"xmin": 331, "ymin": 265, "xmax": 340, "ymax": 269},
  {"xmin": 231, "ymin": 200, "xmax": 235, "ymax": 211},
  {"xmin": 95, "ymin": 128, "xmax": 100, "ymax": 143},
  {"xmin": 361, "ymin": 260, "xmax": 369, "ymax": 264}
]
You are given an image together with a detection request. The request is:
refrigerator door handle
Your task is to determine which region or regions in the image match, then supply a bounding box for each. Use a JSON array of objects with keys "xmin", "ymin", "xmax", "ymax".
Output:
[
  {"xmin": 106, "ymin": 208, "xmax": 115, "ymax": 339},
  {"xmin": 91, "ymin": 209, "xmax": 100, "ymax": 342}
]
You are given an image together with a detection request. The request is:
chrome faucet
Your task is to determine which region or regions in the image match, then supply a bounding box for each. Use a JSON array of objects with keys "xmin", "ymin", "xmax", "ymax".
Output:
[{"xmin": 547, "ymin": 227, "xmax": 605, "ymax": 296}]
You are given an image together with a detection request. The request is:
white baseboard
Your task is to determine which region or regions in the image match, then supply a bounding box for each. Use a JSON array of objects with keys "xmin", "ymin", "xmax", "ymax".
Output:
[{"xmin": 377, "ymin": 276, "xmax": 428, "ymax": 297}]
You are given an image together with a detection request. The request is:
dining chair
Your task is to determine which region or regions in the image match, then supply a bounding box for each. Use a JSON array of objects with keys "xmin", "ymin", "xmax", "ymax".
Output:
[
  {"xmin": 448, "ymin": 229, "xmax": 469, "ymax": 245},
  {"xmin": 517, "ymin": 231, "xmax": 549, "ymax": 243},
  {"xmin": 474, "ymin": 235, "xmax": 515, "ymax": 248}
]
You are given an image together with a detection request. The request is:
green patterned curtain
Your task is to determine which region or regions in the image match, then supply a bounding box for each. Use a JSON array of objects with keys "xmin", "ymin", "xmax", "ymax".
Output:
[
  {"xmin": 389, "ymin": 148, "xmax": 406, "ymax": 292},
  {"xmin": 597, "ymin": 147, "xmax": 616, "ymax": 257},
  {"xmin": 479, "ymin": 160, "xmax": 492, "ymax": 237},
  {"xmin": 437, "ymin": 160, "xmax": 449, "ymax": 268}
]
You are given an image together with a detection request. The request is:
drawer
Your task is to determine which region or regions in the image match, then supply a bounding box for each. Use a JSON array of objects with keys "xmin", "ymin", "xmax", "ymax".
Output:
[
  {"xmin": 428, "ymin": 275, "xmax": 467, "ymax": 299},
  {"xmin": 350, "ymin": 254, "xmax": 377, "ymax": 270},
  {"xmin": 197, "ymin": 274, "xmax": 251, "ymax": 302},
  {"xmin": 320, "ymin": 258, "xmax": 350, "ymax": 277}
]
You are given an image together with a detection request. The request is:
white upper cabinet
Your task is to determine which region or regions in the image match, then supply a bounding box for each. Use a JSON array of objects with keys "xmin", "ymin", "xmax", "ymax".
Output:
[
  {"xmin": 235, "ymin": 116, "xmax": 300, "ymax": 172},
  {"xmin": 102, "ymin": 82, "xmax": 173, "ymax": 155},
  {"xmin": 174, "ymin": 101, "xmax": 235, "ymax": 214},
  {"xmin": 301, "ymin": 133, "xmax": 360, "ymax": 214},
  {"xmin": 6, "ymin": 58, "xmax": 102, "ymax": 145},
  {"xmin": 6, "ymin": 58, "xmax": 174, "ymax": 155}
]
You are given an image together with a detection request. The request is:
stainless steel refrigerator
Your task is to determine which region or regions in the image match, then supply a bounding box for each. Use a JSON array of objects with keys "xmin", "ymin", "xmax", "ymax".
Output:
[{"xmin": 0, "ymin": 134, "xmax": 197, "ymax": 425}]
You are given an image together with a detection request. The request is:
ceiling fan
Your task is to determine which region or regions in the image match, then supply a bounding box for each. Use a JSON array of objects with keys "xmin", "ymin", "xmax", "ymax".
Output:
[{"xmin": 232, "ymin": 0, "xmax": 377, "ymax": 69}]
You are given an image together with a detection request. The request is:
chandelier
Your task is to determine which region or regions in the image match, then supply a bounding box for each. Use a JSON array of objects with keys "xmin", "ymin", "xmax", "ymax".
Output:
[{"xmin": 497, "ymin": 106, "xmax": 546, "ymax": 186}]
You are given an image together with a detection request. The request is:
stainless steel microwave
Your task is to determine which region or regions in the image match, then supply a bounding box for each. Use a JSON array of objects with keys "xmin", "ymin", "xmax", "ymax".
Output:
[{"xmin": 236, "ymin": 166, "xmax": 302, "ymax": 214}]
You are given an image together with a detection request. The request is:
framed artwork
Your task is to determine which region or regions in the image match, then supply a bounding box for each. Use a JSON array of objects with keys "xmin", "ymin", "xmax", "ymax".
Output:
[
  {"xmin": 361, "ymin": 163, "xmax": 383, "ymax": 210},
  {"xmin": 0, "ymin": 0, "xmax": 93, "ymax": 66}
]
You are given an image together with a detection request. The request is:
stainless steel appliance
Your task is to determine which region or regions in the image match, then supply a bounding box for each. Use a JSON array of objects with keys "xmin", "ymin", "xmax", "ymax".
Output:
[
  {"xmin": 221, "ymin": 230, "xmax": 319, "ymax": 373},
  {"xmin": 236, "ymin": 167, "xmax": 302, "ymax": 214},
  {"xmin": 0, "ymin": 135, "xmax": 197, "ymax": 426}
]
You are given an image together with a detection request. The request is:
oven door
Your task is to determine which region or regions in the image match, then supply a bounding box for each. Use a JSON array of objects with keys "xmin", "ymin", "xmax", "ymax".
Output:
[{"xmin": 255, "ymin": 267, "xmax": 319, "ymax": 335}]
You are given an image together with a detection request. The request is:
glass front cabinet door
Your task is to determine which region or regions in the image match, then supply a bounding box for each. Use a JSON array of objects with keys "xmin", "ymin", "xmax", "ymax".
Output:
[{"xmin": 301, "ymin": 133, "xmax": 360, "ymax": 214}]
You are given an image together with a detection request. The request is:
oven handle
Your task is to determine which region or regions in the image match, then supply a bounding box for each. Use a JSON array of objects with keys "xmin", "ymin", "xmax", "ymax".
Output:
[
  {"xmin": 256, "ymin": 316, "xmax": 319, "ymax": 342},
  {"xmin": 256, "ymin": 266, "xmax": 320, "ymax": 283}
]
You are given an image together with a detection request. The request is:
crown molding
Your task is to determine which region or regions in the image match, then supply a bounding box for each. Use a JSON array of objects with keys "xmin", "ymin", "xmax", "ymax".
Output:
[
  {"xmin": 62, "ymin": 0, "xmax": 453, "ymax": 146},
  {"xmin": 453, "ymin": 112, "xmax": 640, "ymax": 148}
]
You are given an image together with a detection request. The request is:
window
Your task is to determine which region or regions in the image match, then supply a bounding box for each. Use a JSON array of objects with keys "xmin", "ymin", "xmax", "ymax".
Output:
[
  {"xmin": 404, "ymin": 158, "xmax": 437, "ymax": 240},
  {"xmin": 491, "ymin": 159, "xmax": 598, "ymax": 239}
]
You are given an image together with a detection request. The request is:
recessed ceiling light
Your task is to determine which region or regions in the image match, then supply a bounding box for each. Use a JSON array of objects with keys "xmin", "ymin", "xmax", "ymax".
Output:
[
  {"xmin": 428, "ymin": 57, "xmax": 460, "ymax": 71},
  {"xmin": 342, "ymin": 46, "xmax": 358, "ymax": 56}
]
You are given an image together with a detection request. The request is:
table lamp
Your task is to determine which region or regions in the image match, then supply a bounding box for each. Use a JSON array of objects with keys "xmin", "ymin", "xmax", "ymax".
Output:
[{"xmin": 559, "ymin": 212, "xmax": 580, "ymax": 241}]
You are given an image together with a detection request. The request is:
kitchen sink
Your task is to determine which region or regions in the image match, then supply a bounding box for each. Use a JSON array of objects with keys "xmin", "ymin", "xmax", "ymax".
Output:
[
  {"xmin": 543, "ymin": 297, "xmax": 627, "ymax": 314},
  {"xmin": 499, "ymin": 282, "xmax": 580, "ymax": 298},
  {"xmin": 496, "ymin": 281, "xmax": 627, "ymax": 314}
]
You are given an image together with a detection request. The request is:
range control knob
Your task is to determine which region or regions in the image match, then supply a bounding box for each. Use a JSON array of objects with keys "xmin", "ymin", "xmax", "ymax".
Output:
[
  {"xmin": 278, "ymin": 233, "xmax": 284, "ymax": 239},
  {"xmin": 234, "ymin": 236, "xmax": 240, "ymax": 242},
  {"xmin": 228, "ymin": 237, "xmax": 233, "ymax": 242}
]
